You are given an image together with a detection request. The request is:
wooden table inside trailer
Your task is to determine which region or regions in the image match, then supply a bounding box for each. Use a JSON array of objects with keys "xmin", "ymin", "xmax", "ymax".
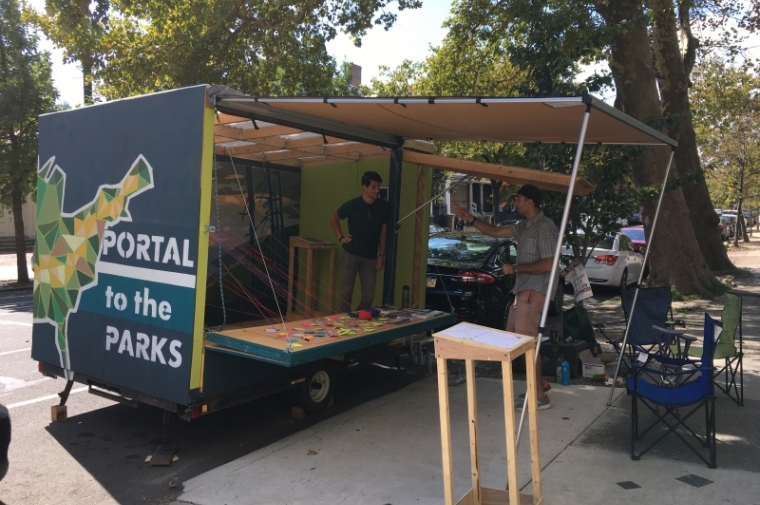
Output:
[{"xmin": 205, "ymin": 311, "xmax": 458, "ymax": 366}]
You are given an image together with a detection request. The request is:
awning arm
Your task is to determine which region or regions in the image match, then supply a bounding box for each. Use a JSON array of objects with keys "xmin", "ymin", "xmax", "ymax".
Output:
[
  {"xmin": 606, "ymin": 148, "xmax": 676, "ymax": 405},
  {"xmin": 515, "ymin": 104, "xmax": 593, "ymax": 449}
]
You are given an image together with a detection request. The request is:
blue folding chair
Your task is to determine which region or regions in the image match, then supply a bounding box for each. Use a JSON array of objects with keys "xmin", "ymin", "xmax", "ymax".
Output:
[
  {"xmin": 627, "ymin": 313, "xmax": 717, "ymax": 468},
  {"xmin": 595, "ymin": 287, "xmax": 685, "ymax": 375}
]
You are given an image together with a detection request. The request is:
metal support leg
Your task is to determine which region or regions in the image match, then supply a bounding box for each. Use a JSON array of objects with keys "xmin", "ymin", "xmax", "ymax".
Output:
[{"xmin": 51, "ymin": 379, "xmax": 74, "ymax": 422}]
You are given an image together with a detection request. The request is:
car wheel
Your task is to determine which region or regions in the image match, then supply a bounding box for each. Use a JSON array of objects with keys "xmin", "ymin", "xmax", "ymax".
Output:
[
  {"xmin": 298, "ymin": 367, "xmax": 335, "ymax": 414},
  {"xmin": 619, "ymin": 268, "xmax": 628, "ymax": 292},
  {"xmin": 502, "ymin": 294, "xmax": 516, "ymax": 330}
]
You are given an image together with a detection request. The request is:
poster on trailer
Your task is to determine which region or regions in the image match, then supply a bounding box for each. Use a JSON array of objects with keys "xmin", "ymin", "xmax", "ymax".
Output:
[{"xmin": 31, "ymin": 86, "xmax": 210, "ymax": 405}]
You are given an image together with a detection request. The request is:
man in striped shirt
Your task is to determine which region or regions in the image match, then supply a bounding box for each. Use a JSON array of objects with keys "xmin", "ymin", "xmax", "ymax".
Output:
[{"xmin": 454, "ymin": 184, "xmax": 558, "ymax": 410}]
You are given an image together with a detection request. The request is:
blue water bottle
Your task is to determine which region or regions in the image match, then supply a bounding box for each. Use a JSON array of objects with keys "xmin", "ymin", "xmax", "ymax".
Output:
[{"xmin": 560, "ymin": 360, "xmax": 570, "ymax": 386}]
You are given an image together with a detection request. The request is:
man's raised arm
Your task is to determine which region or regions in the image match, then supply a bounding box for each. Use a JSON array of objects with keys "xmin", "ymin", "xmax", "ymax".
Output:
[{"xmin": 451, "ymin": 203, "xmax": 514, "ymax": 238}]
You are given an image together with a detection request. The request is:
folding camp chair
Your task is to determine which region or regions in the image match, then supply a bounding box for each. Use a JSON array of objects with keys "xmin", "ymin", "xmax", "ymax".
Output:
[
  {"xmin": 686, "ymin": 292, "xmax": 744, "ymax": 406},
  {"xmin": 628, "ymin": 313, "xmax": 717, "ymax": 468},
  {"xmin": 594, "ymin": 287, "xmax": 685, "ymax": 375}
]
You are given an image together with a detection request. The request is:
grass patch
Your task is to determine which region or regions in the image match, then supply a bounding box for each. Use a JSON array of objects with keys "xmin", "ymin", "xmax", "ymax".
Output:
[
  {"xmin": 600, "ymin": 296, "xmax": 621, "ymax": 306},
  {"xmin": 671, "ymin": 286, "xmax": 702, "ymax": 302},
  {"xmin": 714, "ymin": 267, "xmax": 754, "ymax": 278}
]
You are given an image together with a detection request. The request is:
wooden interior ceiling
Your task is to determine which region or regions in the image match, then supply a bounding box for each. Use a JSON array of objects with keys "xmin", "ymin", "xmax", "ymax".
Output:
[
  {"xmin": 214, "ymin": 112, "xmax": 594, "ymax": 195},
  {"xmin": 214, "ymin": 112, "xmax": 398, "ymax": 168}
]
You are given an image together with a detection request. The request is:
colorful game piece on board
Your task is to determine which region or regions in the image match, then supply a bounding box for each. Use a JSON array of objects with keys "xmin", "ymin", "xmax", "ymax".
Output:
[
  {"xmin": 305, "ymin": 330, "xmax": 315, "ymax": 335},
  {"xmin": 291, "ymin": 343, "xmax": 302, "ymax": 348},
  {"xmin": 314, "ymin": 331, "xmax": 327, "ymax": 337},
  {"xmin": 286, "ymin": 337, "xmax": 299, "ymax": 343},
  {"xmin": 265, "ymin": 328, "xmax": 277, "ymax": 333}
]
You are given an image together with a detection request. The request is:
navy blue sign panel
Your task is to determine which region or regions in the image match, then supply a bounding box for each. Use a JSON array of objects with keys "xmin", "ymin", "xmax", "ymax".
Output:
[{"xmin": 32, "ymin": 86, "xmax": 208, "ymax": 405}]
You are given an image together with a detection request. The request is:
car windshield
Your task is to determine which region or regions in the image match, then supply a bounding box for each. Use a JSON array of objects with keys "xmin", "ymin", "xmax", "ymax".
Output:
[
  {"xmin": 621, "ymin": 228, "xmax": 645, "ymax": 242},
  {"xmin": 428, "ymin": 233, "xmax": 502, "ymax": 264}
]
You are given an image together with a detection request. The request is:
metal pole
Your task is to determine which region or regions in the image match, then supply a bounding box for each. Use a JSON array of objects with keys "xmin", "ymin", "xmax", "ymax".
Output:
[
  {"xmin": 606, "ymin": 148, "xmax": 675, "ymax": 405},
  {"xmin": 382, "ymin": 147, "xmax": 404, "ymax": 306},
  {"xmin": 396, "ymin": 172, "xmax": 475, "ymax": 226},
  {"xmin": 515, "ymin": 106, "xmax": 592, "ymax": 446}
]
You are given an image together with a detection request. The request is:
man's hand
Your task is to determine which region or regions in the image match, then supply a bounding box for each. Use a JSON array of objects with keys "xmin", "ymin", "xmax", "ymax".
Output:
[
  {"xmin": 376, "ymin": 256, "xmax": 385, "ymax": 271},
  {"xmin": 502, "ymin": 263, "xmax": 515, "ymax": 275},
  {"xmin": 340, "ymin": 235, "xmax": 352, "ymax": 244},
  {"xmin": 451, "ymin": 203, "xmax": 473, "ymax": 223}
]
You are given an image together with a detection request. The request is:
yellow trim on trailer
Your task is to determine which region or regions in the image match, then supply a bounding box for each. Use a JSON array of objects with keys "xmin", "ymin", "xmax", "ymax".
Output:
[{"xmin": 189, "ymin": 105, "xmax": 215, "ymax": 391}]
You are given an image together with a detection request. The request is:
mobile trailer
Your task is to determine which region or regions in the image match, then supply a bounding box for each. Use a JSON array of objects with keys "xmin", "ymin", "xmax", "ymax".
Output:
[{"xmin": 32, "ymin": 85, "xmax": 456, "ymax": 421}]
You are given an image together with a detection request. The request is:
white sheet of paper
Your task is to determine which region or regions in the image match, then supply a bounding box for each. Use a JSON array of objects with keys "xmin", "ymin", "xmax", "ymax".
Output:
[{"xmin": 439, "ymin": 322, "xmax": 524, "ymax": 350}]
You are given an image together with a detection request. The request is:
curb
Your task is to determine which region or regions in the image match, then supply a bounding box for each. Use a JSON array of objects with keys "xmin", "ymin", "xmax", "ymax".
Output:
[{"xmin": 0, "ymin": 283, "xmax": 33, "ymax": 293}]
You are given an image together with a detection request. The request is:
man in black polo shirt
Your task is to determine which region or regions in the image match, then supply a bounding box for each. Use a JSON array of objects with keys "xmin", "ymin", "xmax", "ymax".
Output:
[{"xmin": 330, "ymin": 171, "xmax": 389, "ymax": 313}]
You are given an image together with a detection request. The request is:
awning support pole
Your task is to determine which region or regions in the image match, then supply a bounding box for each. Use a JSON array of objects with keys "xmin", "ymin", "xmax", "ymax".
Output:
[
  {"xmin": 515, "ymin": 105, "xmax": 592, "ymax": 448},
  {"xmin": 396, "ymin": 172, "xmax": 475, "ymax": 227},
  {"xmin": 606, "ymin": 148, "xmax": 676, "ymax": 406},
  {"xmin": 383, "ymin": 147, "xmax": 404, "ymax": 306}
]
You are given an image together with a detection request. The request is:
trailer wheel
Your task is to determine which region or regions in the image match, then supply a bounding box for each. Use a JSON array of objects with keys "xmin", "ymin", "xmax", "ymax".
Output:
[{"xmin": 299, "ymin": 367, "xmax": 335, "ymax": 414}]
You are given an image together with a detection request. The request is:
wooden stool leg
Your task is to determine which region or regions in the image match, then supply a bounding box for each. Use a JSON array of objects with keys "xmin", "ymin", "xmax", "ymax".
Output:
[
  {"xmin": 305, "ymin": 249, "xmax": 314, "ymax": 316},
  {"xmin": 328, "ymin": 249, "xmax": 335, "ymax": 314},
  {"xmin": 465, "ymin": 359, "xmax": 482, "ymax": 505},
  {"xmin": 524, "ymin": 347, "xmax": 543, "ymax": 505},
  {"xmin": 502, "ymin": 360, "xmax": 520, "ymax": 505},
  {"xmin": 437, "ymin": 358, "xmax": 455, "ymax": 505}
]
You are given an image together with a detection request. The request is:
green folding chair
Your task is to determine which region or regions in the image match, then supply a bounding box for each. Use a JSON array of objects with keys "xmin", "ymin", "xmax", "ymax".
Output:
[{"xmin": 687, "ymin": 292, "xmax": 743, "ymax": 406}]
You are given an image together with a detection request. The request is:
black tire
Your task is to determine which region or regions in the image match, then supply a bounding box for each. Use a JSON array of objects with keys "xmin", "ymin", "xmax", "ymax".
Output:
[
  {"xmin": 298, "ymin": 367, "xmax": 335, "ymax": 414},
  {"xmin": 619, "ymin": 268, "xmax": 628, "ymax": 292},
  {"xmin": 502, "ymin": 294, "xmax": 516, "ymax": 330}
]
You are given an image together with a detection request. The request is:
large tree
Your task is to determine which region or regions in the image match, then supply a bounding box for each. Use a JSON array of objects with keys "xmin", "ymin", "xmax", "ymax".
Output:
[
  {"xmin": 0, "ymin": 0, "xmax": 58, "ymax": 283},
  {"xmin": 437, "ymin": 0, "xmax": 730, "ymax": 293},
  {"xmin": 691, "ymin": 57, "xmax": 760, "ymax": 244},
  {"xmin": 29, "ymin": 0, "xmax": 423, "ymax": 100}
]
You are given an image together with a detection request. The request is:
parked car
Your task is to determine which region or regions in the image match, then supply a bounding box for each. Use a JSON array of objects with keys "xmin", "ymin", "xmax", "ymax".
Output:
[
  {"xmin": 718, "ymin": 215, "xmax": 735, "ymax": 241},
  {"xmin": 743, "ymin": 211, "xmax": 755, "ymax": 227},
  {"xmin": 425, "ymin": 231, "xmax": 564, "ymax": 329},
  {"xmin": 0, "ymin": 403, "xmax": 9, "ymax": 482},
  {"xmin": 627, "ymin": 212, "xmax": 643, "ymax": 225},
  {"xmin": 563, "ymin": 232, "xmax": 644, "ymax": 290}
]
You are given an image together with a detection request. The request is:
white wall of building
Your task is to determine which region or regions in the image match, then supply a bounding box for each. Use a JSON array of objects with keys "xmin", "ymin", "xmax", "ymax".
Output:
[{"xmin": 0, "ymin": 196, "xmax": 36, "ymax": 239}]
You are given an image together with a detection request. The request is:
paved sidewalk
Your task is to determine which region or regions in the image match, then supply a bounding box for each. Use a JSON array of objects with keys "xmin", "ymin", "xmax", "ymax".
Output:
[{"xmin": 176, "ymin": 277, "xmax": 760, "ymax": 505}]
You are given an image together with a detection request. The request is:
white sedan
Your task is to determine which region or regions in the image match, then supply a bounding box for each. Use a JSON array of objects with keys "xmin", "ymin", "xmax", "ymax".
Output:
[{"xmin": 565, "ymin": 233, "xmax": 644, "ymax": 290}]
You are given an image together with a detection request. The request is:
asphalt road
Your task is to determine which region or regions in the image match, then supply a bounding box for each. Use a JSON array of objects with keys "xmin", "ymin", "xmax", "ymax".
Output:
[{"xmin": 0, "ymin": 289, "xmax": 434, "ymax": 505}]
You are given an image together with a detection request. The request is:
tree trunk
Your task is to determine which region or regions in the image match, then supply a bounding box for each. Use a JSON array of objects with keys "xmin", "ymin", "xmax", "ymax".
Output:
[
  {"xmin": 596, "ymin": 0, "xmax": 720, "ymax": 295},
  {"xmin": 12, "ymin": 179, "xmax": 29, "ymax": 284},
  {"xmin": 648, "ymin": 0, "xmax": 734, "ymax": 271}
]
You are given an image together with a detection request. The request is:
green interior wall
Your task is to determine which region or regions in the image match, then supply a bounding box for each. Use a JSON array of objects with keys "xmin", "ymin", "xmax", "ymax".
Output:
[{"xmin": 299, "ymin": 160, "xmax": 432, "ymax": 312}]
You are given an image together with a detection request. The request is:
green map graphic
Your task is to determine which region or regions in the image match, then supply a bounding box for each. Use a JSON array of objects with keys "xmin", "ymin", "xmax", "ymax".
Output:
[{"xmin": 33, "ymin": 156, "xmax": 154, "ymax": 375}]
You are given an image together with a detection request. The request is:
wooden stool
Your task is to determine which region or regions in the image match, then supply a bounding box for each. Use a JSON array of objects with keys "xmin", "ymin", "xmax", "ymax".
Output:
[
  {"xmin": 287, "ymin": 236, "xmax": 336, "ymax": 317},
  {"xmin": 434, "ymin": 323, "xmax": 543, "ymax": 505}
]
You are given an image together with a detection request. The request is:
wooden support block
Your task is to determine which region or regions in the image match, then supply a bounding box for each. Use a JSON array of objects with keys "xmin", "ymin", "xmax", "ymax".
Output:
[
  {"xmin": 437, "ymin": 358, "xmax": 455, "ymax": 505},
  {"xmin": 465, "ymin": 359, "xmax": 482, "ymax": 505},
  {"xmin": 51, "ymin": 404, "xmax": 67, "ymax": 422}
]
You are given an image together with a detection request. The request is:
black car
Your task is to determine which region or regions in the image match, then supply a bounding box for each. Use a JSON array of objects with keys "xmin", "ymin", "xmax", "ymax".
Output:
[{"xmin": 425, "ymin": 231, "xmax": 564, "ymax": 329}]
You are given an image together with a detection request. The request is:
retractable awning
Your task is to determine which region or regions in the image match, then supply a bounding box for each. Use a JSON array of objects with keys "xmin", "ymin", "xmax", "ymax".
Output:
[{"xmin": 212, "ymin": 94, "xmax": 677, "ymax": 148}]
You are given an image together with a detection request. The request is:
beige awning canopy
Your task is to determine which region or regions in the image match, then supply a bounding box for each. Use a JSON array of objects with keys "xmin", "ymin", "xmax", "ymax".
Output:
[
  {"xmin": 213, "ymin": 114, "xmax": 594, "ymax": 195},
  {"xmin": 210, "ymin": 91, "xmax": 678, "ymax": 196},
  {"xmin": 213, "ymin": 94, "xmax": 677, "ymax": 147}
]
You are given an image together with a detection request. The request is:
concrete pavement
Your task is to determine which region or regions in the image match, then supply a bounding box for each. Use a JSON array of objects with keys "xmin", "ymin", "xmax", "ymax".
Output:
[{"xmin": 175, "ymin": 288, "xmax": 760, "ymax": 505}]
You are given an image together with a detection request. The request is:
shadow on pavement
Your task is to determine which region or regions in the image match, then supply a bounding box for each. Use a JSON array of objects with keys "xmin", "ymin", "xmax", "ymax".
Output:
[
  {"xmin": 43, "ymin": 358, "xmax": 431, "ymax": 505},
  {"xmin": 577, "ymin": 371, "xmax": 760, "ymax": 470}
]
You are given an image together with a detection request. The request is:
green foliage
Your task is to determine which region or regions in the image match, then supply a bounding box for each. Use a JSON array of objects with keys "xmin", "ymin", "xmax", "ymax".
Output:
[
  {"xmin": 28, "ymin": 0, "xmax": 422, "ymax": 100},
  {"xmin": 691, "ymin": 56, "xmax": 760, "ymax": 211},
  {"xmin": 0, "ymin": 0, "xmax": 58, "ymax": 207}
]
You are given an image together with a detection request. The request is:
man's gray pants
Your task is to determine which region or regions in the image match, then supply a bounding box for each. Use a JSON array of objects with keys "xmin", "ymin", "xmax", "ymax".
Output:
[{"xmin": 339, "ymin": 251, "xmax": 377, "ymax": 313}]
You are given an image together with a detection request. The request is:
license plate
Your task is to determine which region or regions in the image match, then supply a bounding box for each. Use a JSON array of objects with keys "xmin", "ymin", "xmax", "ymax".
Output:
[{"xmin": 426, "ymin": 276, "xmax": 437, "ymax": 288}]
